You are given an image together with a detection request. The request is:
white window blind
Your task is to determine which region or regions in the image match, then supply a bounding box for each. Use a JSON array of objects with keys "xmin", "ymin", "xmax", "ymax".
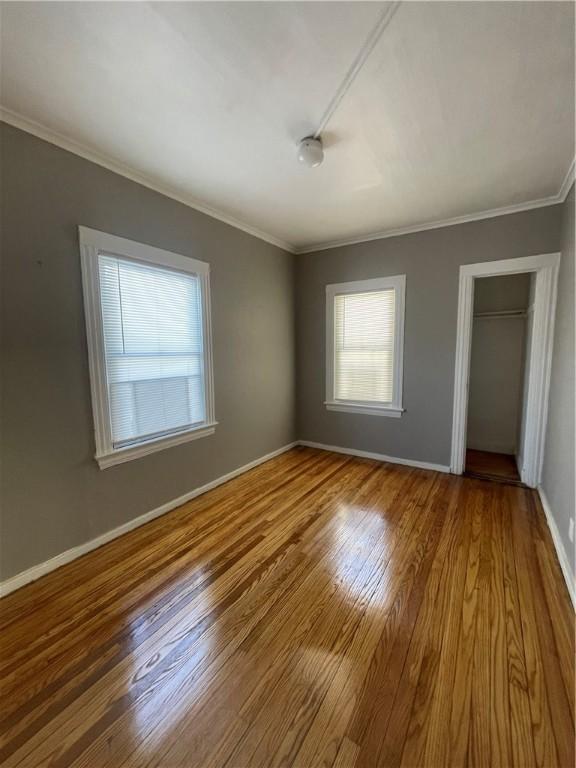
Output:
[
  {"xmin": 98, "ymin": 255, "xmax": 206, "ymax": 447},
  {"xmin": 81, "ymin": 227, "xmax": 215, "ymax": 468},
  {"xmin": 334, "ymin": 289, "xmax": 396, "ymax": 403},
  {"xmin": 325, "ymin": 275, "xmax": 405, "ymax": 417}
]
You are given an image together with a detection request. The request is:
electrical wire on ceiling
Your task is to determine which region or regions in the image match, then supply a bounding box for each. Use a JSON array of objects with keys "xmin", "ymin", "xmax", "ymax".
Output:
[{"xmin": 313, "ymin": 0, "xmax": 402, "ymax": 139}]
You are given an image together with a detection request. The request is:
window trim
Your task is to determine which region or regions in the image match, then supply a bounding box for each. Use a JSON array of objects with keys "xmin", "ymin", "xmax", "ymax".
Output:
[
  {"xmin": 79, "ymin": 226, "xmax": 216, "ymax": 469},
  {"xmin": 325, "ymin": 275, "xmax": 406, "ymax": 418}
]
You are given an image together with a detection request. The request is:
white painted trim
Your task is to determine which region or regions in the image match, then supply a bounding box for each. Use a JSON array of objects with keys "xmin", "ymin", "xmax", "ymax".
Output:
[
  {"xmin": 1, "ymin": 108, "xmax": 571, "ymax": 258},
  {"xmin": 96, "ymin": 423, "xmax": 218, "ymax": 469},
  {"xmin": 324, "ymin": 402, "xmax": 403, "ymax": 418},
  {"xmin": 558, "ymin": 157, "xmax": 575, "ymax": 202},
  {"xmin": 299, "ymin": 440, "xmax": 450, "ymax": 474},
  {"xmin": 459, "ymin": 252, "xmax": 561, "ymax": 278},
  {"xmin": 450, "ymin": 252, "xmax": 561, "ymax": 487},
  {"xmin": 295, "ymin": 196, "xmax": 565, "ymax": 254},
  {"xmin": 522, "ymin": 261, "xmax": 559, "ymax": 486},
  {"xmin": 0, "ymin": 107, "xmax": 294, "ymax": 254},
  {"xmin": 79, "ymin": 226, "xmax": 217, "ymax": 468},
  {"xmin": 296, "ymin": 157, "xmax": 573, "ymax": 254},
  {"xmin": 0, "ymin": 442, "xmax": 298, "ymax": 597},
  {"xmin": 79, "ymin": 226, "xmax": 211, "ymax": 275},
  {"xmin": 537, "ymin": 487, "xmax": 576, "ymax": 610},
  {"xmin": 450, "ymin": 269, "xmax": 475, "ymax": 478},
  {"xmin": 325, "ymin": 274, "xmax": 405, "ymax": 415}
]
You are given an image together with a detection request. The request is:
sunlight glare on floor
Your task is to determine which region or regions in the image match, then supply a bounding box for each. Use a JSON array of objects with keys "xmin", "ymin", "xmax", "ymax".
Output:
[{"xmin": 330, "ymin": 505, "xmax": 392, "ymax": 606}]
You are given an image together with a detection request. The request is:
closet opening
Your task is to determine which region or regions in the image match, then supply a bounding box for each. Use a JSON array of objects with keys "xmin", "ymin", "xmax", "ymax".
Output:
[{"xmin": 464, "ymin": 273, "xmax": 534, "ymax": 484}]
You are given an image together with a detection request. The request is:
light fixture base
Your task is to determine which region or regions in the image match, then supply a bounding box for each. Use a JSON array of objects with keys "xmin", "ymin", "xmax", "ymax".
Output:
[{"xmin": 297, "ymin": 137, "xmax": 324, "ymax": 168}]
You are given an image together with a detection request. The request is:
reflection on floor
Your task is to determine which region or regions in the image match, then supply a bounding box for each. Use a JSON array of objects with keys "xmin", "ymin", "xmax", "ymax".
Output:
[
  {"xmin": 465, "ymin": 448, "xmax": 522, "ymax": 484},
  {"xmin": 1, "ymin": 447, "xmax": 573, "ymax": 767}
]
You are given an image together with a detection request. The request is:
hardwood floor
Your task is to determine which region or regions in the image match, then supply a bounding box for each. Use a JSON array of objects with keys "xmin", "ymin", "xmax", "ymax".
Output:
[
  {"xmin": 0, "ymin": 447, "xmax": 573, "ymax": 767},
  {"xmin": 465, "ymin": 449, "xmax": 522, "ymax": 484}
]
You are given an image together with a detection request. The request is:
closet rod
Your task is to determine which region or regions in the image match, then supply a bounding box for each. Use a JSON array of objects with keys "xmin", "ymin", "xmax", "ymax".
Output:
[{"xmin": 473, "ymin": 309, "xmax": 527, "ymax": 319}]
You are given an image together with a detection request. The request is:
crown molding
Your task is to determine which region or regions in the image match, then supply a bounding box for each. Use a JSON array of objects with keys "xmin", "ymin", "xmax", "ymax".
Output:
[
  {"xmin": 295, "ymin": 183, "xmax": 571, "ymax": 254},
  {"xmin": 2, "ymin": 107, "xmax": 572, "ymax": 258},
  {"xmin": 558, "ymin": 156, "xmax": 575, "ymax": 202},
  {"xmin": 0, "ymin": 107, "xmax": 296, "ymax": 254}
]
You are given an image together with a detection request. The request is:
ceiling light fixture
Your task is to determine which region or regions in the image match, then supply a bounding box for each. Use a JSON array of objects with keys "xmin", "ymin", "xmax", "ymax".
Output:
[
  {"xmin": 295, "ymin": 2, "xmax": 401, "ymax": 170},
  {"xmin": 297, "ymin": 136, "xmax": 324, "ymax": 168}
]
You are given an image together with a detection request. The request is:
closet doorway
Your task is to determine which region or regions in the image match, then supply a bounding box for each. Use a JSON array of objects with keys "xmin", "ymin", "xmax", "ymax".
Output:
[
  {"xmin": 465, "ymin": 273, "xmax": 531, "ymax": 483},
  {"xmin": 451, "ymin": 253, "xmax": 560, "ymax": 488}
]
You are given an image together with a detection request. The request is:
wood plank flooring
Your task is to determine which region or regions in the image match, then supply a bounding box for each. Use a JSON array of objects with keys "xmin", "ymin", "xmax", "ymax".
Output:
[
  {"xmin": 0, "ymin": 447, "xmax": 574, "ymax": 767},
  {"xmin": 465, "ymin": 449, "xmax": 522, "ymax": 484}
]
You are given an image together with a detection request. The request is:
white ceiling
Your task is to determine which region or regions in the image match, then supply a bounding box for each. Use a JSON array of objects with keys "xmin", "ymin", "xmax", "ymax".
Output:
[{"xmin": 1, "ymin": 1, "xmax": 574, "ymax": 252}]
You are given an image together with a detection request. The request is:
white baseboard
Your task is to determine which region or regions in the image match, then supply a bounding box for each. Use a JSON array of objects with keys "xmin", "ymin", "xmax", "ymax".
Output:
[
  {"xmin": 537, "ymin": 487, "xmax": 576, "ymax": 609},
  {"xmin": 0, "ymin": 442, "xmax": 298, "ymax": 598},
  {"xmin": 298, "ymin": 440, "xmax": 451, "ymax": 474}
]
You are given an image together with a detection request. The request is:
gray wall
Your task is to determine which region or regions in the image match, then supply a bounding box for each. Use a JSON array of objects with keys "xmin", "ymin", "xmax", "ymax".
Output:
[
  {"xmin": 472, "ymin": 273, "xmax": 532, "ymax": 314},
  {"xmin": 467, "ymin": 274, "xmax": 530, "ymax": 454},
  {"xmin": 0, "ymin": 123, "xmax": 296, "ymax": 581},
  {"xmin": 1, "ymin": 121, "xmax": 571, "ymax": 586},
  {"xmin": 296, "ymin": 205, "xmax": 562, "ymax": 466},
  {"xmin": 541, "ymin": 183, "xmax": 575, "ymax": 577}
]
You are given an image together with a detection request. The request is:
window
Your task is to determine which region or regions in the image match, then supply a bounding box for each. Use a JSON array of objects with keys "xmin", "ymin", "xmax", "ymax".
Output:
[
  {"xmin": 325, "ymin": 275, "xmax": 405, "ymax": 417},
  {"xmin": 79, "ymin": 227, "xmax": 216, "ymax": 468}
]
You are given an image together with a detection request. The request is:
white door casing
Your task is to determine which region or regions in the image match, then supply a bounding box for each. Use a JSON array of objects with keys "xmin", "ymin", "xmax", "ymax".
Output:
[{"xmin": 450, "ymin": 252, "xmax": 560, "ymax": 487}]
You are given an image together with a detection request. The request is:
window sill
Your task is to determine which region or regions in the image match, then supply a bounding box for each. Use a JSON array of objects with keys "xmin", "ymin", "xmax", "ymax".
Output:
[
  {"xmin": 96, "ymin": 422, "xmax": 218, "ymax": 469},
  {"xmin": 324, "ymin": 402, "xmax": 404, "ymax": 418}
]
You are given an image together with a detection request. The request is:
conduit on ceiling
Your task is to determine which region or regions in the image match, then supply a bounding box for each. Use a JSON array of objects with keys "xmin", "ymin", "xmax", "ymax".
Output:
[
  {"xmin": 313, "ymin": 1, "xmax": 402, "ymax": 138},
  {"xmin": 297, "ymin": 1, "xmax": 401, "ymax": 168}
]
